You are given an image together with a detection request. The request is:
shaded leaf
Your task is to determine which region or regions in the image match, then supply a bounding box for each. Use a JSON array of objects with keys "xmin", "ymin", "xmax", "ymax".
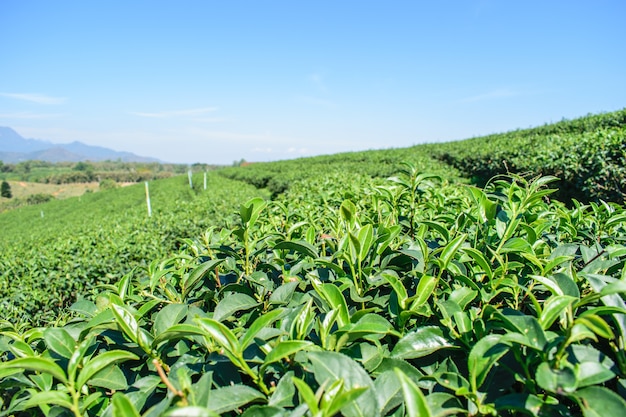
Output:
[
  {"xmin": 89, "ymin": 364, "xmax": 129, "ymax": 390},
  {"xmin": 395, "ymin": 368, "xmax": 432, "ymax": 417},
  {"xmin": 207, "ymin": 385, "xmax": 264, "ymax": 414},
  {"xmin": 77, "ymin": 350, "xmax": 139, "ymax": 388},
  {"xmin": 43, "ymin": 327, "xmax": 76, "ymax": 359},
  {"xmin": 274, "ymin": 240, "xmax": 318, "ymax": 259},
  {"xmin": 112, "ymin": 392, "xmax": 141, "ymax": 417},
  {"xmin": 468, "ymin": 334, "xmax": 509, "ymax": 391},
  {"xmin": 239, "ymin": 308, "xmax": 284, "ymax": 351},
  {"xmin": 307, "ymin": 351, "xmax": 378, "ymax": 417},
  {"xmin": 573, "ymin": 386, "xmax": 626, "ymax": 417},
  {"xmin": 154, "ymin": 303, "xmax": 188, "ymax": 336},
  {"xmin": 213, "ymin": 293, "xmax": 259, "ymax": 323}
]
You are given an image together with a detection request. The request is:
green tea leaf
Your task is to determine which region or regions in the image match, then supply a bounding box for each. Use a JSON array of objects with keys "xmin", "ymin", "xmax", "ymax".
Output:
[
  {"xmin": 426, "ymin": 392, "xmax": 465, "ymax": 417},
  {"xmin": 183, "ymin": 258, "xmax": 225, "ymax": 298},
  {"xmin": 409, "ymin": 275, "xmax": 438, "ymax": 310},
  {"xmin": 269, "ymin": 281, "xmax": 299, "ymax": 305},
  {"xmin": 77, "ymin": 350, "xmax": 139, "ymax": 388},
  {"xmin": 0, "ymin": 357, "xmax": 68, "ymax": 384},
  {"xmin": 263, "ymin": 340, "xmax": 314, "ymax": 367},
  {"xmin": 468, "ymin": 334, "xmax": 509, "ymax": 391},
  {"xmin": 268, "ymin": 371, "xmax": 296, "ymax": 408},
  {"xmin": 325, "ymin": 385, "xmax": 369, "ymax": 417},
  {"xmin": 340, "ymin": 200, "xmax": 357, "ymax": 227},
  {"xmin": 240, "ymin": 197, "xmax": 266, "ymax": 227},
  {"xmin": 539, "ymin": 295, "xmax": 577, "ymax": 329},
  {"xmin": 573, "ymin": 386, "xmax": 626, "ymax": 417},
  {"xmin": 373, "ymin": 371, "xmax": 403, "ymax": 416},
  {"xmin": 494, "ymin": 393, "xmax": 550, "ymax": 416},
  {"xmin": 575, "ymin": 314, "xmax": 615, "ymax": 340},
  {"xmin": 112, "ymin": 392, "xmax": 141, "ymax": 417},
  {"xmin": 195, "ymin": 317, "xmax": 239, "ymax": 354},
  {"xmin": 165, "ymin": 406, "xmax": 219, "ymax": 417},
  {"xmin": 576, "ymin": 362, "xmax": 615, "ymax": 387},
  {"xmin": 357, "ymin": 224, "xmax": 374, "ymax": 262},
  {"xmin": 89, "ymin": 364, "xmax": 129, "ymax": 390},
  {"xmin": 462, "ymin": 247, "xmax": 493, "ymax": 280},
  {"xmin": 391, "ymin": 326, "xmax": 453, "ymax": 359},
  {"xmin": 213, "ymin": 293, "xmax": 259, "ymax": 322},
  {"xmin": 439, "ymin": 234, "xmax": 466, "ymax": 271},
  {"xmin": 154, "ymin": 303, "xmax": 188, "ymax": 335},
  {"xmin": 536, "ymin": 362, "xmax": 577, "ymax": 394},
  {"xmin": 343, "ymin": 313, "xmax": 393, "ymax": 341},
  {"xmin": 307, "ymin": 351, "xmax": 378, "ymax": 417},
  {"xmin": 152, "ymin": 323, "xmax": 206, "ymax": 347},
  {"xmin": 394, "ymin": 368, "xmax": 432, "ymax": 417},
  {"xmin": 292, "ymin": 376, "xmax": 319, "ymax": 415},
  {"xmin": 207, "ymin": 385, "xmax": 264, "ymax": 414},
  {"xmin": 239, "ymin": 308, "xmax": 284, "ymax": 351},
  {"xmin": 23, "ymin": 390, "xmax": 74, "ymax": 411},
  {"xmin": 382, "ymin": 271, "xmax": 408, "ymax": 309},
  {"xmin": 111, "ymin": 304, "xmax": 140, "ymax": 345},
  {"xmin": 43, "ymin": 327, "xmax": 76, "ymax": 359},
  {"xmin": 274, "ymin": 240, "xmax": 318, "ymax": 259},
  {"xmin": 312, "ymin": 281, "xmax": 350, "ymax": 328}
]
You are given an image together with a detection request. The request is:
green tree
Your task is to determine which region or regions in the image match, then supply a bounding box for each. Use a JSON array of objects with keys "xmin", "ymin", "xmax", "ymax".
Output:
[
  {"xmin": 0, "ymin": 180, "xmax": 12, "ymax": 198},
  {"xmin": 73, "ymin": 161, "xmax": 94, "ymax": 172}
]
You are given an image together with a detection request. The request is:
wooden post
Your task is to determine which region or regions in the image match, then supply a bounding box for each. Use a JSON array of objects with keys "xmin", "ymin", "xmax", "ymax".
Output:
[{"xmin": 145, "ymin": 181, "xmax": 152, "ymax": 217}]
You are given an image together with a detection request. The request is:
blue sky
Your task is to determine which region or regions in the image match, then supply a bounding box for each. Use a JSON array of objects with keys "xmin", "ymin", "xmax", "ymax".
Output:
[{"xmin": 1, "ymin": 1, "xmax": 624, "ymax": 164}]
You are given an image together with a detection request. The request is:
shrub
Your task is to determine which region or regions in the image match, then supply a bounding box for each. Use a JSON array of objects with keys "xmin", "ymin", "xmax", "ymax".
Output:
[
  {"xmin": 26, "ymin": 193, "xmax": 54, "ymax": 205},
  {"xmin": 0, "ymin": 181, "xmax": 11, "ymax": 198}
]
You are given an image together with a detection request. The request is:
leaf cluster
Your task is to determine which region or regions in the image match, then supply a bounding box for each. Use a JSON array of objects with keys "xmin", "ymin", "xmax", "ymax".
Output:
[{"xmin": 3, "ymin": 169, "xmax": 626, "ymax": 416}]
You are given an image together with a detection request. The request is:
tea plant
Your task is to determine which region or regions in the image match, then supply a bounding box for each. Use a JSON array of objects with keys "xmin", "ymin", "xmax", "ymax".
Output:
[
  {"xmin": 0, "ymin": 173, "xmax": 265, "ymax": 325},
  {"xmin": 3, "ymin": 170, "xmax": 625, "ymax": 416}
]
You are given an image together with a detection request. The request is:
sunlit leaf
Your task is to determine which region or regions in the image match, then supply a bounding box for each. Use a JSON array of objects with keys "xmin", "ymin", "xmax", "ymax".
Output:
[{"xmin": 392, "ymin": 326, "xmax": 453, "ymax": 359}]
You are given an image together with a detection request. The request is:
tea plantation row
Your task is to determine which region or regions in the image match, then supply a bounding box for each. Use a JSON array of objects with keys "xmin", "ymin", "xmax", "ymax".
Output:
[
  {"xmin": 1, "ymin": 108, "xmax": 626, "ymax": 416},
  {"xmin": 3, "ymin": 167, "xmax": 626, "ymax": 416},
  {"xmin": 0, "ymin": 174, "xmax": 266, "ymax": 325}
]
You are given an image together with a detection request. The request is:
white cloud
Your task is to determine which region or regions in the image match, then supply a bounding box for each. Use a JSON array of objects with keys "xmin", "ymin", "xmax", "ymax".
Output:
[
  {"xmin": 130, "ymin": 107, "xmax": 218, "ymax": 118},
  {"xmin": 0, "ymin": 111, "xmax": 65, "ymax": 119},
  {"xmin": 0, "ymin": 92, "xmax": 67, "ymax": 105},
  {"xmin": 286, "ymin": 147, "xmax": 310, "ymax": 155},
  {"xmin": 190, "ymin": 117, "xmax": 228, "ymax": 123},
  {"xmin": 252, "ymin": 147, "xmax": 274, "ymax": 153},
  {"xmin": 310, "ymin": 73, "xmax": 328, "ymax": 93},
  {"xmin": 298, "ymin": 96, "xmax": 336, "ymax": 108},
  {"xmin": 184, "ymin": 128, "xmax": 269, "ymax": 141},
  {"xmin": 457, "ymin": 88, "xmax": 522, "ymax": 103}
]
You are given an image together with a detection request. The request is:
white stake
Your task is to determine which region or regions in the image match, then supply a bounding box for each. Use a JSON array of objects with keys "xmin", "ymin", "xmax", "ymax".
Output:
[
  {"xmin": 145, "ymin": 181, "xmax": 152, "ymax": 217},
  {"xmin": 204, "ymin": 172, "xmax": 207, "ymax": 190}
]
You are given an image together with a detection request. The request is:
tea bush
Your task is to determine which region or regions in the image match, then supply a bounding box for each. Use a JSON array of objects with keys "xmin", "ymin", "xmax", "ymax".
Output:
[{"xmin": 2, "ymin": 168, "xmax": 626, "ymax": 416}]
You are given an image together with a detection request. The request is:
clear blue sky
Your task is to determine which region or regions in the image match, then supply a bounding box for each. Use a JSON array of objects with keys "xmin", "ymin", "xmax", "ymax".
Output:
[{"xmin": 1, "ymin": 1, "xmax": 624, "ymax": 164}]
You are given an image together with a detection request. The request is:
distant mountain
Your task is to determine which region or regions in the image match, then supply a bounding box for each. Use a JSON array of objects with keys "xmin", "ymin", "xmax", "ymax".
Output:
[{"xmin": 0, "ymin": 127, "xmax": 160, "ymax": 163}]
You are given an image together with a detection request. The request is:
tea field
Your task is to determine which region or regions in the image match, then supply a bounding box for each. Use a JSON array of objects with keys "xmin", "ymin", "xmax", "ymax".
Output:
[{"xmin": 1, "ymin": 109, "xmax": 626, "ymax": 416}]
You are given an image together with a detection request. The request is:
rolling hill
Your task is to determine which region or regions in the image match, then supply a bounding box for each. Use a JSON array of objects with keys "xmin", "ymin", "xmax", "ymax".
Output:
[{"xmin": 0, "ymin": 126, "xmax": 159, "ymax": 163}]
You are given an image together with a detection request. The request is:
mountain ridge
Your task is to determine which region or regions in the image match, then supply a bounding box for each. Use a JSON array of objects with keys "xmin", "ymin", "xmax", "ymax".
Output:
[{"xmin": 0, "ymin": 127, "xmax": 159, "ymax": 163}]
